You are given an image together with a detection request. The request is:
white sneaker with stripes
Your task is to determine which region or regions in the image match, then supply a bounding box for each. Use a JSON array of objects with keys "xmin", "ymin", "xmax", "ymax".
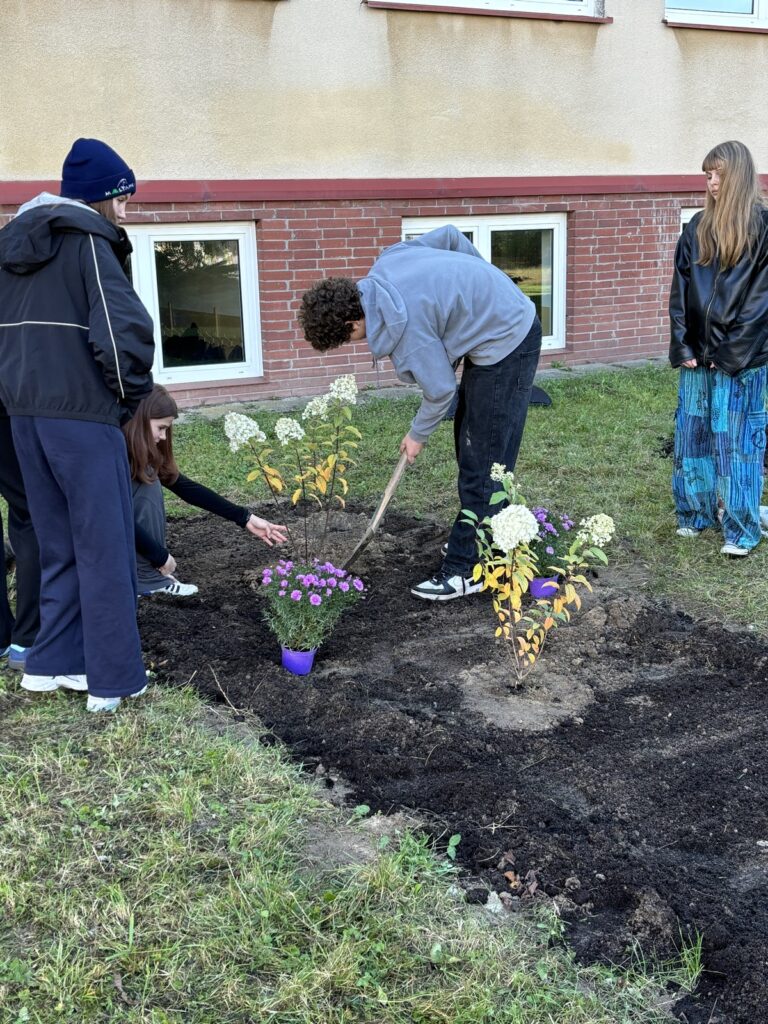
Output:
[{"xmin": 154, "ymin": 576, "xmax": 199, "ymax": 597}]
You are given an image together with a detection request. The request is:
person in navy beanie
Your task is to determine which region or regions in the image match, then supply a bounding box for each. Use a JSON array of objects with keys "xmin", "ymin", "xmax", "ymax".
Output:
[
  {"xmin": 0, "ymin": 138, "xmax": 155, "ymax": 712},
  {"xmin": 60, "ymin": 137, "xmax": 136, "ymax": 203}
]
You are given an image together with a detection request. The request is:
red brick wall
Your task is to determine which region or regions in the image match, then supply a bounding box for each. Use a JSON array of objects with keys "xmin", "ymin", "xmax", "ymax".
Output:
[{"xmin": 1, "ymin": 189, "xmax": 701, "ymax": 408}]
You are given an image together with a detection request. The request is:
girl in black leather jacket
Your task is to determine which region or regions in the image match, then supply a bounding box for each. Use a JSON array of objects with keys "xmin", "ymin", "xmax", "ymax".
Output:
[{"xmin": 669, "ymin": 140, "xmax": 768, "ymax": 557}]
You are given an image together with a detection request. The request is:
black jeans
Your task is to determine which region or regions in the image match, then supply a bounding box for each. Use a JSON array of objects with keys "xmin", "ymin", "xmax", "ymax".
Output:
[
  {"xmin": 443, "ymin": 317, "xmax": 542, "ymax": 575},
  {"xmin": 0, "ymin": 416, "xmax": 40, "ymax": 648}
]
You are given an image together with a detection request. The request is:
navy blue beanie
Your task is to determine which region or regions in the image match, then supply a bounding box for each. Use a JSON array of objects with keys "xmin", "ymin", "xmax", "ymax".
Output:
[{"xmin": 60, "ymin": 138, "xmax": 136, "ymax": 203}]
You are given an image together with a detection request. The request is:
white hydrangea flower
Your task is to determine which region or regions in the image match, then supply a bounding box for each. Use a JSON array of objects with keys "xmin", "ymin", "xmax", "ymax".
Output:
[
  {"xmin": 490, "ymin": 504, "xmax": 539, "ymax": 555},
  {"xmin": 577, "ymin": 513, "xmax": 615, "ymax": 548},
  {"xmin": 275, "ymin": 416, "xmax": 306, "ymax": 445},
  {"xmin": 302, "ymin": 394, "xmax": 331, "ymax": 421},
  {"xmin": 329, "ymin": 374, "xmax": 358, "ymax": 405},
  {"xmin": 224, "ymin": 412, "xmax": 265, "ymax": 452}
]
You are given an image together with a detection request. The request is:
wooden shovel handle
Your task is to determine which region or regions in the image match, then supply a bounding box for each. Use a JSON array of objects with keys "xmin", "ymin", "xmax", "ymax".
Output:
[
  {"xmin": 368, "ymin": 451, "xmax": 409, "ymax": 534},
  {"xmin": 342, "ymin": 452, "xmax": 409, "ymax": 571}
]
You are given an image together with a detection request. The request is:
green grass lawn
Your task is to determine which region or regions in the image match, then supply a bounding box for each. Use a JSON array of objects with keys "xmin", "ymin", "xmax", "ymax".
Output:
[{"xmin": 1, "ymin": 362, "xmax": 735, "ymax": 1023}]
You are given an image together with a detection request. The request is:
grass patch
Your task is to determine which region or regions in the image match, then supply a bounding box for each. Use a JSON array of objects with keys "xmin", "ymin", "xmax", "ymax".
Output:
[{"xmin": 0, "ymin": 682, "xmax": 697, "ymax": 1023}]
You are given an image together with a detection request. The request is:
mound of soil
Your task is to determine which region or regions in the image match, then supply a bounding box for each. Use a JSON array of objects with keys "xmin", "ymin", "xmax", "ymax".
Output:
[{"xmin": 138, "ymin": 508, "xmax": 768, "ymax": 1024}]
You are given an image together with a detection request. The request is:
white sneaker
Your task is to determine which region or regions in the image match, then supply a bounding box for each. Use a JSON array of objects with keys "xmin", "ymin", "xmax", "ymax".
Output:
[
  {"xmin": 411, "ymin": 570, "xmax": 484, "ymax": 601},
  {"xmin": 86, "ymin": 684, "xmax": 148, "ymax": 714},
  {"xmin": 720, "ymin": 543, "xmax": 749, "ymax": 557},
  {"xmin": 154, "ymin": 576, "xmax": 199, "ymax": 597},
  {"xmin": 21, "ymin": 673, "xmax": 88, "ymax": 692},
  {"xmin": 676, "ymin": 527, "xmax": 701, "ymax": 538}
]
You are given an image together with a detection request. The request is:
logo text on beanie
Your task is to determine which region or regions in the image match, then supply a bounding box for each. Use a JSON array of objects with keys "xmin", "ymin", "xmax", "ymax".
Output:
[{"xmin": 105, "ymin": 178, "xmax": 131, "ymax": 198}]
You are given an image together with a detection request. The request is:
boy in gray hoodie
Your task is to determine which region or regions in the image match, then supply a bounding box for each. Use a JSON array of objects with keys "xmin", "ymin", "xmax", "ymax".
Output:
[{"xmin": 299, "ymin": 225, "xmax": 541, "ymax": 600}]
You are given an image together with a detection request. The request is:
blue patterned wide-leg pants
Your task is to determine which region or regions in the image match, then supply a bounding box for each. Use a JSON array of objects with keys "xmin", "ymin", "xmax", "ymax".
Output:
[{"xmin": 673, "ymin": 365, "xmax": 767, "ymax": 549}]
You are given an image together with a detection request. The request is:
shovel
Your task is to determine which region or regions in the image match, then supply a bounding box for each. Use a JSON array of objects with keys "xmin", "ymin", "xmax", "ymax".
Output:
[{"xmin": 343, "ymin": 452, "xmax": 409, "ymax": 570}]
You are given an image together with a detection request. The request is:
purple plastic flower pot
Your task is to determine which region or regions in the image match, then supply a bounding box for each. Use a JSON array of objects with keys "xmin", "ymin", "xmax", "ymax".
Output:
[
  {"xmin": 281, "ymin": 646, "xmax": 317, "ymax": 676},
  {"xmin": 529, "ymin": 575, "xmax": 559, "ymax": 599}
]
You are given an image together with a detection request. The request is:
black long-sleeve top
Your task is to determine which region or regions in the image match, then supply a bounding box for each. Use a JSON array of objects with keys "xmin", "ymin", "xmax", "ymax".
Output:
[{"xmin": 135, "ymin": 473, "xmax": 250, "ymax": 568}]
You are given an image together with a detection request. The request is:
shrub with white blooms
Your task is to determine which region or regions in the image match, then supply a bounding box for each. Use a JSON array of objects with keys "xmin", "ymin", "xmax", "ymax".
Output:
[
  {"xmin": 275, "ymin": 417, "xmax": 306, "ymax": 445},
  {"xmin": 329, "ymin": 373, "xmax": 358, "ymax": 405},
  {"xmin": 489, "ymin": 503, "xmax": 539, "ymax": 555},
  {"xmin": 577, "ymin": 513, "xmax": 615, "ymax": 548},
  {"xmin": 302, "ymin": 394, "xmax": 330, "ymax": 421},
  {"xmin": 223, "ymin": 412, "xmax": 266, "ymax": 452},
  {"xmin": 490, "ymin": 462, "xmax": 515, "ymax": 486}
]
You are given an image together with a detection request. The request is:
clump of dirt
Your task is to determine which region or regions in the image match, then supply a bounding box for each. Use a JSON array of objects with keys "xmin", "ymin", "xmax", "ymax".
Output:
[{"xmin": 138, "ymin": 508, "xmax": 768, "ymax": 1024}]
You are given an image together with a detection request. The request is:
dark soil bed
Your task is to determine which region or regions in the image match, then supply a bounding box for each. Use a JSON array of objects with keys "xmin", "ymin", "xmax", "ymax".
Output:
[{"xmin": 138, "ymin": 508, "xmax": 768, "ymax": 1024}]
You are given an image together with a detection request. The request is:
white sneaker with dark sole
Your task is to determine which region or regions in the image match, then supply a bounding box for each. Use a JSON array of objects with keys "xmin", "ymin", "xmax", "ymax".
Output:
[
  {"xmin": 86, "ymin": 685, "xmax": 148, "ymax": 714},
  {"xmin": 21, "ymin": 673, "xmax": 88, "ymax": 692},
  {"xmin": 720, "ymin": 543, "xmax": 749, "ymax": 557},
  {"xmin": 676, "ymin": 527, "xmax": 702, "ymax": 538},
  {"xmin": 411, "ymin": 571, "xmax": 484, "ymax": 601}
]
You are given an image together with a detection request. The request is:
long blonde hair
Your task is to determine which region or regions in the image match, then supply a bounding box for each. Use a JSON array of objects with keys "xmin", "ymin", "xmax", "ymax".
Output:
[{"xmin": 696, "ymin": 141, "xmax": 765, "ymax": 269}]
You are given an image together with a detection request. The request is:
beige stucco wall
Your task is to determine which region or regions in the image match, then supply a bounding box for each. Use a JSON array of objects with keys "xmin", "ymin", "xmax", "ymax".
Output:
[{"xmin": 1, "ymin": 0, "xmax": 766, "ymax": 182}]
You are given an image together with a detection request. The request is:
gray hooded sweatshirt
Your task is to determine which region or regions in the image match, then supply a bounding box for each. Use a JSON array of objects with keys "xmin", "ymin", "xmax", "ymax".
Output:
[{"xmin": 357, "ymin": 225, "xmax": 536, "ymax": 442}]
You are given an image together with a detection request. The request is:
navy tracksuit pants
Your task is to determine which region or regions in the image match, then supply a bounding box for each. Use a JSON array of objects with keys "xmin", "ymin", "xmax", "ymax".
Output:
[{"xmin": 11, "ymin": 416, "xmax": 146, "ymax": 698}]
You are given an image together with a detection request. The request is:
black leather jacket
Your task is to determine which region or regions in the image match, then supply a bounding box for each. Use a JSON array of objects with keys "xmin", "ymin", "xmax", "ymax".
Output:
[{"xmin": 669, "ymin": 206, "xmax": 768, "ymax": 376}]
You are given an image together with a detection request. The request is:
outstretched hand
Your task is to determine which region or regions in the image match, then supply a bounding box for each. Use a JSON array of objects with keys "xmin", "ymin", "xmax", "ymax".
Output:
[{"xmin": 245, "ymin": 514, "xmax": 289, "ymax": 546}]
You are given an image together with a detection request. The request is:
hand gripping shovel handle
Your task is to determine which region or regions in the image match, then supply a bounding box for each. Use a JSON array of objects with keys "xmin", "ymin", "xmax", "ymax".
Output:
[{"xmin": 342, "ymin": 452, "xmax": 409, "ymax": 571}]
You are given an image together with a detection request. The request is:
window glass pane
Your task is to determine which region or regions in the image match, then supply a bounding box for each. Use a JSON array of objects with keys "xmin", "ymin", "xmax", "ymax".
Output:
[
  {"xmin": 668, "ymin": 0, "xmax": 752, "ymax": 12},
  {"xmin": 154, "ymin": 239, "xmax": 245, "ymax": 368},
  {"xmin": 490, "ymin": 229, "xmax": 553, "ymax": 336}
]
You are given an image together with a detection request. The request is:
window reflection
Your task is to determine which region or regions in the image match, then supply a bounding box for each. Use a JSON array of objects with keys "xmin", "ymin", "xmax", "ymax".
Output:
[
  {"xmin": 154, "ymin": 239, "xmax": 245, "ymax": 368},
  {"xmin": 491, "ymin": 229, "xmax": 553, "ymax": 336}
]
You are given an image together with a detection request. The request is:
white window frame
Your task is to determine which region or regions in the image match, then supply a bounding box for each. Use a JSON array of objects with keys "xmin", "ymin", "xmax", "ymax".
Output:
[
  {"xmin": 125, "ymin": 222, "xmax": 263, "ymax": 386},
  {"xmin": 370, "ymin": 0, "xmax": 603, "ymax": 15},
  {"xmin": 402, "ymin": 213, "xmax": 567, "ymax": 352},
  {"xmin": 681, "ymin": 207, "xmax": 703, "ymax": 230},
  {"xmin": 665, "ymin": 1, "xmax": 768, "ymax": 30}
]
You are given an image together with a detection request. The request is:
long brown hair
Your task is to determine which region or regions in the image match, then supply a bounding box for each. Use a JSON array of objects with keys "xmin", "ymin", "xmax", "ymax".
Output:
[
  {"xmin": 88, "ymin": 198, "xmax": 121, "ymax": 224},
  {"xmin": 697, "ymin": 141, "xmax": 765, "ymax": 269},
  {"xmin": 123, "ymin": 384, "xmax": 180, "ymax": 485}
]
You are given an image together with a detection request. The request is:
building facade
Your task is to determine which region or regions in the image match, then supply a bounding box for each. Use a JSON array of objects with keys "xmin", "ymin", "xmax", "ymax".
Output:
[{"xmin": 1, "ymin": 0, "xmax": 766, "ymax": 405}]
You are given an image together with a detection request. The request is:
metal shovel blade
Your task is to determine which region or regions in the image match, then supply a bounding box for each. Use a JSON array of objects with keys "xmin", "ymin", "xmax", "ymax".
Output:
[{"xmin": 343, "ymin": 452, "xmax": 409, "ymax": 570}]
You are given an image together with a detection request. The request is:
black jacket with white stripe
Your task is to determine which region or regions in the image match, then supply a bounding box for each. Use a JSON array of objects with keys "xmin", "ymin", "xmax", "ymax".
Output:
[{"xmin": 0, "ymin": 196, "xmax": 154, "ymax": 426}]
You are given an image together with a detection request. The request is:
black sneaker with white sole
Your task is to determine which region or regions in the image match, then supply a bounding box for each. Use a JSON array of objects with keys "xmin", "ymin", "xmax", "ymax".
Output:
[{"xmin": 411, "ymin": 569, "xmax": 484, "ymax": 601}]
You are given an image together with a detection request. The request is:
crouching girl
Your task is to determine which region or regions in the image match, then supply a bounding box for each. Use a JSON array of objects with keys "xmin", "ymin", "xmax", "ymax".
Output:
[{"xmin": 123, "ymin": 385, "xmax": 287, "ymax": 595}]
